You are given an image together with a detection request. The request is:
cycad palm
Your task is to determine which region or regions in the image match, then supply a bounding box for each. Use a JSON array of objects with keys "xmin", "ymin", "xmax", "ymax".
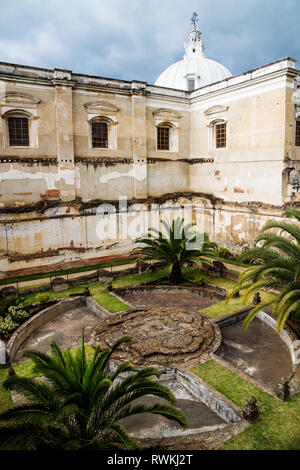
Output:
[
  {"xmin": 228, "ymin": 208, "xmax": 300, "ymax": 332},
  {"xmin": 0, "ymin": 332, "xmax": 186, "ymax": 450},
  {"xmin": 133, "ymin": 217, "xmax": 215, "ymax": 283}
]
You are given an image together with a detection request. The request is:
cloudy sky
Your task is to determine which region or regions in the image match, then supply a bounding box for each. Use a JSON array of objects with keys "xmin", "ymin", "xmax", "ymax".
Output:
[{"xmin": 0, "ymin": 0, "xmax": 299, "ymax": 84}]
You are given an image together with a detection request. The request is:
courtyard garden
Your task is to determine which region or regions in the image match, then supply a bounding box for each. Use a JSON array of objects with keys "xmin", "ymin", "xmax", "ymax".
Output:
[{"xmin": 0, "ymin": 213, "xmax": 299, "ymax": 450}]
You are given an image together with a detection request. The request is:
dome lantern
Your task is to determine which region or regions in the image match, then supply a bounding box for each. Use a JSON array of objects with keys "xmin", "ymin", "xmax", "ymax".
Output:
[
  {"xmin": 155, "ymin": 13, "xmax": 232, "ymax": 91},
  {"xmin": 184, "ymin": 13, "xmax": 205, "ymax": 59}
]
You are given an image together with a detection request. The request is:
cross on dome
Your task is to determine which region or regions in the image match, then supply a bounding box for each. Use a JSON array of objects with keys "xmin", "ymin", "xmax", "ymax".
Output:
[
  {"xmin": 185, "ymin": 14, "xmax": 204, "ymax": 59},
  {"xmin": 154, "ymin": 14, "xmax": 232, "ymax": 91},
  {"xmin": 191, "ymin": 12, "xmax": 198, "ymax": 29}
]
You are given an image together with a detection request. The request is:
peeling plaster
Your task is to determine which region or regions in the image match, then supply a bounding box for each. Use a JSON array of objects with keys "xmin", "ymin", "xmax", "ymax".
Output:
[
  {"xmin": 0, "ymin": 165, "xmax": 75, "ymax": 190},
  {"xmin": 100, "ymin": 166, "xmax": 146, "ymax": 184},
  {"xmin": 0, "ymin": 165, "xmax": 58, "ymax": 189}
]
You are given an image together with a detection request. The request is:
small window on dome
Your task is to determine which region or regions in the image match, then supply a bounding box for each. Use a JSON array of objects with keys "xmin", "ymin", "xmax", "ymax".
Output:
[
  {"xmin": 187, "ymin": 79, "xmax": 195, "ymax": 92},
  {"xmin": 193, "ymin": 48, "xmax": 196, "ymax": 52}
]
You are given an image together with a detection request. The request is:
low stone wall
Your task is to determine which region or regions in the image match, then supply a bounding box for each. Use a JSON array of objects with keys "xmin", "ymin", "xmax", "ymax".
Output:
[
  {"xmin": 113, "ymin": 284, "xmax": 227, "ymax": 302},
  {"xmin": 215, "ymin": 307, "xmax": 253, "ymax": 328},
  {"xmin": 85, "ymin": 296, "xmax": 109, "ymax": 320},
  {"xmin": 176, "ymin": 369, "xmax": 242, "ymax": 424},
  {"xmin": 215, "ymin": 307, "xmax": 299, "ymax": 366},
  {"xmin": 257, "ymin": 310, "xmax": 299, "ymax": 365},
  {"xmin": 224, "ymin": 270, "xmax": 239, "ymax": 282},
  {"xmin": 107, "ymin": 364, "xmax": 244, "ymax": 441},
  {"xmin": 6, "ymin": 297, "xmax": 84, "ymax": 364}
]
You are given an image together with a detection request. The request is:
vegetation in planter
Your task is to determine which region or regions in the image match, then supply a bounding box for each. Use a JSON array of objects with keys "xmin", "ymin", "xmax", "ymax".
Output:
[
  {"xmin": 216, "ymin": 246, "xmax": 234, "ymax": 260},
  {"xmin": 7, "ymin": 306, "xmax": 29, "ymax": 323},
  {"xmin": 0, "ymin": 297, "xmax": 21, "ymax": 317},
  {"xmin": 0, "ymin": 316, "xmax": 18, "ymax": 336},
  {"xmin": 193, "ymin": 274, "xmax": 206, "ymax": 287},
  {"xmin": 35, "ymin": 293, "xmax": 51, "ymax": 304}
]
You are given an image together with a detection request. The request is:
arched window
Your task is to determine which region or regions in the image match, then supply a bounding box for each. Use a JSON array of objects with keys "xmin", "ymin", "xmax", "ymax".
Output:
[
  {"xmin": 4, "ymin": 111, "xmax": 32, "ymax": 147},
  {"xmin": 8, "ymin": 116, "xmax": 29, "ymax": 146},
  {"xmin": 208, "ymin": 119, "xmax": 227, "ymax": 150},
  {"xmin": 215, "ymin": 122, "xmax": 226, "ymax": 148},
  {"xmin": 157, "ymin": 123, "xmax": 172, "ymax": 151},
  {"xmin": 92, "ymin": 119, "xmax": 109, "ymax": 148}
]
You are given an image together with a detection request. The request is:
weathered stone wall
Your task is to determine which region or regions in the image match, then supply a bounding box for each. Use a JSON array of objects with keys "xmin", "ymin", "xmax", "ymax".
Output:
[
  {"xmin": 257, "ymin": 310, "xmax": 299, "ymax": 365},
  {"xmin": 0, "ymin": 59, "xmax": 299, "ymax": 272},
  {"xmin": 189, "ymin": 84, "xmax": 287, "ymax": 206},
  {"xmin": 0, "ymin": 194, "xmax": 297, "ymax": 273},
  {"xmin": 6, "ymin": 297, "xmax": 84, "ymax": 363},
  {"xmin": 0, "ymin": 160, "xmax": 59, "ymax": 205}
]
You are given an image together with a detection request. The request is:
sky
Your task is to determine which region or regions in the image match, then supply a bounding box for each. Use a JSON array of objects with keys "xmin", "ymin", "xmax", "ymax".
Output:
[{"xmin": 0, "ymin": 0, "xmax": 299, "ymax": 85}]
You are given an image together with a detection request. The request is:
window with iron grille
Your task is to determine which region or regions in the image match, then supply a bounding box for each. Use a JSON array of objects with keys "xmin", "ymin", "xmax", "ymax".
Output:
[
  {"xmin": 215, "ymin": 123, "xmax": 226, "ymax": 148},
  {"xmin": 92, "ymin": 121, "xmax": 108, "ymax": 148},
  {"xmin": 157, "ymin": 126, "xmax": 170, "ymax": 150},
  {"xmin": 295, "ymin": 120, "xmax": 300, "ymax": 147},
  {"xmin": 8, "ymin": 117, "xmax": 29, "ymax": 146}
]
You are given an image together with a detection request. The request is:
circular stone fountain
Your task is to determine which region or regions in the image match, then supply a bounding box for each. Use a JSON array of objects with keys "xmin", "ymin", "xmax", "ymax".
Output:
[{"xmin": 95, "ymin": 307, "xmax": 221, "ymax": 368}]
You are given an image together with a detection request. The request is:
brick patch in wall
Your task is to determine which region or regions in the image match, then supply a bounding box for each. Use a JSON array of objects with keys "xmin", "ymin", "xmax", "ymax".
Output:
[{"xmin": 40, "ymin": 189, "xmax": 60, "ymax": 199}]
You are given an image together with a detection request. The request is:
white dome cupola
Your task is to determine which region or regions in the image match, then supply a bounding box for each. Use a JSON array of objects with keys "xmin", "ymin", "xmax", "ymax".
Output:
[{"xmin": 155, "ymin": 13, "xmax": 232, "ymax": 91}]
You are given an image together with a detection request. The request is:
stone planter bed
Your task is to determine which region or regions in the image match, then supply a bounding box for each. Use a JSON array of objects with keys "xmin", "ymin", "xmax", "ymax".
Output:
[
  {"xmin": 0, "ymin": 300, "xmax": 59, "ymax": 343},
  {"xmin": 112, "ymin": 284, "xmax": 226, "ymax": 311},
  {"xmin": 107, "ymin": 365, "xmax": 247, "ymax": 450}
]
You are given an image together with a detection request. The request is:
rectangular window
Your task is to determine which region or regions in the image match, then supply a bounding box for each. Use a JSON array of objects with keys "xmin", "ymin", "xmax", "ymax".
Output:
[
  {"xmin": 295, "ymin": 120, "xmax": 300, "ymax": 147},
  {"xmin": 8, "ymin": 117, "xmax": 29, "ymax": 146},
  {"xmin": 188, "ymin": 78, "xmax": 195, "ymax": 91},
  {"xmin": 157, "ymin": 126, "xmax": 170, "ymax": 151},
  {"xmin": 215, "ymin": 123, "xmax": 226, "ymax": 148},
  {"xmin": 92, "ymin": 122, "xmax": 108, "ymax": 148},
  {"xmin": 187, "ymin": 79, "xmax": 195, "ymax": 91}
]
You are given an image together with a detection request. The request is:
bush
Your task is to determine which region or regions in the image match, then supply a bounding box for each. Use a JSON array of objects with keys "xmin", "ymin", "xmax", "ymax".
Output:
[
  {"xmin": 194, "ymin": 275, "xmax": 206, "ymax": 287},
  {"xmin": 35, "ymin": 293, "xmax": 51, "ymax": 304},
  {"xmin": 0, "ymin": 297, "xmax": 20, "ymax": 317},
  {"xmin": 7, "ymin": 306, "xmax": 29, "ymax": 323},
  {"xmin": 0, "ymin": 316, "xmax": 18, "ymax": 335},
  {"xmin": 217, "ymin": 246, "xmax": 234, "ymax": 259}
]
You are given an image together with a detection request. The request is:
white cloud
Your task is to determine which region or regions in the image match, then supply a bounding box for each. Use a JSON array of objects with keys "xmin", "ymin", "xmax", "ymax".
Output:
[{"xmin": 0, "ymin": 0, "xmax": 299, "ymax": 83}]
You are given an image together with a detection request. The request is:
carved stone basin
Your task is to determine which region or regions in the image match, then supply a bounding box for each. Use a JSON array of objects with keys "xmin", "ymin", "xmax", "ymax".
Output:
[{"xmin": 95, "ymin": 307, "xmax": 221, "ymax": 368}]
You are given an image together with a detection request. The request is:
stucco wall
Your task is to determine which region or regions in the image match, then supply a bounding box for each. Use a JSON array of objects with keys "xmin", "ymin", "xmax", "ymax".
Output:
[
  {"xmin": 0, "ymin": 59, "xmax": 299, "ymax": 272},
  {"xmin": 0, "ymin": 195, "xmax": 294, "ymax": 273}
]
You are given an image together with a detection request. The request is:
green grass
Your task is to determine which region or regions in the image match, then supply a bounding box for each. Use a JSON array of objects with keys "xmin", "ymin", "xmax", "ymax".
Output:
[
  {"xmin": 19, "ymin": 282, "xmax": 50, "ymax": 293},
  {"xmin": 112, "ymin": 269, "xmax": 168, "ymax": 288},
  {"xmin": 0, "ymin": 361, "xmax": 38, "ymax": 413},
  {"xmin": 201, "ymin": 290, "xmax": 276, "ymax": 320},
  {"xmin": 191, "ymin": 360, "xmax": 300, "ymax": 450},
  {"xmin": 20, "ymin": 284, "xmax": 87, "ymax": 306},
  {"xmin": 17, "ymin": 282, "xmax": 130, "ymax": 314},
  {"xmin": 89, "ymin": 283, "xmax": 130, "ymax": 313},
  {"xmin": 194, "ymin": 274, "xmax": 277, "ymax": 320},
  {"xmin": 5, "ymin": 266, "xmax": 277, "ymax": 321},
  {"xmin": 0, "ymin": 257, "xmax": 136, "ymax": 287}
]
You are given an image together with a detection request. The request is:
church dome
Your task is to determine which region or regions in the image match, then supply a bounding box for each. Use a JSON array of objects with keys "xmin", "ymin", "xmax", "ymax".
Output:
[{"xmin": 155, "ymin": 15, "xmax": 232, "ymax": 91}]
